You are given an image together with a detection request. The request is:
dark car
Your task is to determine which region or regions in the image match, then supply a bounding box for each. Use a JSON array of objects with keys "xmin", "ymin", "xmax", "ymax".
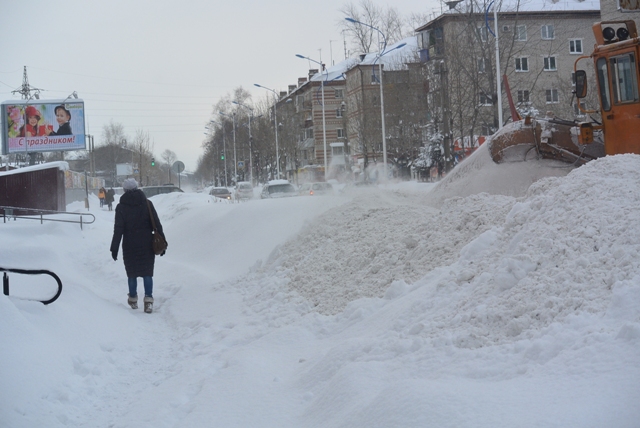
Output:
[
  {"xmin": 260, "ymin": 180, "xmax": 298, "ymax": 199},
  {"xmin": 141, "ymin": 185, "xmax": 184, "ymax": 198},
  {"xmin": 209, "ymin": 187, "xmax": 232, "ymax": 201},
  {"xmin": 298, "ymin": 182, "xmax": 334, "ymax": 196}
]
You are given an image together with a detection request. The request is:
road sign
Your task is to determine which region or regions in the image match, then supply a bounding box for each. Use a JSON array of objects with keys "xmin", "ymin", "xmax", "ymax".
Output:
[
  {"xmin": 172, "ymin": 161, "xmax": 185, "ymax": 173},
  {"xmin": 237, "ymin": 161, "xmax": 244, "ymax": 170}
]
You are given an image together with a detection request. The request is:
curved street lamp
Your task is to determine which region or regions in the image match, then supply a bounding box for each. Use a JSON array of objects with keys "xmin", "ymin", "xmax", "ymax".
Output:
[
  {"xmin": 253, "ymin": 84, "xmax": 281, "ymax": 180},
  {"xmin": 295, "ymin": 54, "xmax": 328, "ymax": 181}
]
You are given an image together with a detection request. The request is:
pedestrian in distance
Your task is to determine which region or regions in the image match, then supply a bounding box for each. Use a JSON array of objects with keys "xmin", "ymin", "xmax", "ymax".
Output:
[
  {"xmin": 98, "ymin": 187, "xmax": 106, "ymax": 208},
  {"xmin": 105, "ymin": 187, "xmax": 115, "ymax": 211},
  {"xmin": 110, "ymin": 178, "xmax": 167, "ymax": 314}
]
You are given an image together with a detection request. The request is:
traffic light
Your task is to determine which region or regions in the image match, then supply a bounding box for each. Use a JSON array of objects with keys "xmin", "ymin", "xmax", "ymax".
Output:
[
  {"xmin": 221, "ymin": 153, "xmax": 225, "ymax": 160},
  {"xmin": 151, "ymin": 158, "xmax": 155, "ymax": 166}
]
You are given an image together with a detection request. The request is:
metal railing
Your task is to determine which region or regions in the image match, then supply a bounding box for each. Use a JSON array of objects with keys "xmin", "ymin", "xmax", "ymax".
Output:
[
  {"xmin": 2, "ymin": 267, "xmax": 63, "ymax": 305},
  {"xmin": 1, "ymin": 206, "xmax": 95, "ymax": 230}
]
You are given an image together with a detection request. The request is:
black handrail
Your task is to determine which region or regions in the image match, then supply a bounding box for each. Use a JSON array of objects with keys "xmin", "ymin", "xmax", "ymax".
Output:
[
  {"xmin": 1, "ymin": 267, "xmax": 63, "ymax": 305},
  {"xmin": 1, "ymin": 205, "xmax": 95, "ymax": 230}
]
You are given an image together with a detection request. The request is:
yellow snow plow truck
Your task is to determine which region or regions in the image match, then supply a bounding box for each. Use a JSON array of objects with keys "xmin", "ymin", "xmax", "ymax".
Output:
[{"xmin": 489, "ymin": 20, "xmax": 640, "ymax": 164}]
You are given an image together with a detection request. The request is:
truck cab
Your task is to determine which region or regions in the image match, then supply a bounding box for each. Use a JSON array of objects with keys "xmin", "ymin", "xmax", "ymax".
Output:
[{"xmin": 575, "ymin": 21, "xmax": 640, "ymax": 156}]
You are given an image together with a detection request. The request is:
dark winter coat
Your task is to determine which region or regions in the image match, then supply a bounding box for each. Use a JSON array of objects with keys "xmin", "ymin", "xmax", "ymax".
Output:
[
  {"xmin": 105, "ymin": 188, "xmax": 115, "ymax": 204},
  {"xmin": 110, "ymin": 189, "xmax": 166, "ymax": 278},
  {"xmin": 53, "ymin": 122, "xmax": 72, "ymax": 135}
]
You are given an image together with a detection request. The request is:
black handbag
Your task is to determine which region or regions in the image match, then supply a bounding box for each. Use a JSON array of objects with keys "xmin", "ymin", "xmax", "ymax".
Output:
[{"xmin": 147, "ymin": 200, "xmax": 168, "ymax": 255}]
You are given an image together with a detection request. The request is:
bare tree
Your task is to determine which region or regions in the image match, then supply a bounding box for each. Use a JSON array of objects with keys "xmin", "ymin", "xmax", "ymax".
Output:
[
  {"xmin": 339, "ymin": 0, "xmax": 406, "ymax": 54},
  {"xmin": 161, "ymin": 149, "xmax": 177, "ymax": 184},
  {"xmin": 131, "ymin": 129, "xmax": 154, "ymax": 185},
  {"xmin": 101, "ymin": 120, "xmax": 126, "ymax": 146}
]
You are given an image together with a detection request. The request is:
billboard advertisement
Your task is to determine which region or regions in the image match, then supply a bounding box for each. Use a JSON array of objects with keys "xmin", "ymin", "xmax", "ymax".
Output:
[{"xmin": 1, "ymin": 99, "xmax": 86, "ymax": 155}]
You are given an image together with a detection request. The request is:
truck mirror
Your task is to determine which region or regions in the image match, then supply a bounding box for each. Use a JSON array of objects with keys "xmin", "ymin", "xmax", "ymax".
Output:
[{"xmin": 575, "ymin": 70, "xmax": 588, "ymax": 98}]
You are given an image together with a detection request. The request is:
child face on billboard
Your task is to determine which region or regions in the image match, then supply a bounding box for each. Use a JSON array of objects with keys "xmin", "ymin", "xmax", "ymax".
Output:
[
  {"xmin": 55, "ymin": 108, "xmax": 70, "ymax": 125},
  {"xmin": 28, "ymin": 115, "xmax": 39, "ymax": 126}
]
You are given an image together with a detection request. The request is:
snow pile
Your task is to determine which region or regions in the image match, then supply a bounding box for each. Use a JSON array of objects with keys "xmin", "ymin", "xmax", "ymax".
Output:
[
  {"xmin": 252, "ymin": 190, "xmax": 515, "ymax": 314},
  {"xmin": 240, "ymin": 154, "xmax": 640, "ymax": 345}
]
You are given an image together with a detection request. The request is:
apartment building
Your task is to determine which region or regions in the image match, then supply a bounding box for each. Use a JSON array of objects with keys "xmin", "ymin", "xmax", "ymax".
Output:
[
  {"xmin": 415, "ymin": 2, "xmax": 600, "ymax": 155},
  {"xmin": 277, "ymin": 62, "xmax": 351, "ymax": 181}
]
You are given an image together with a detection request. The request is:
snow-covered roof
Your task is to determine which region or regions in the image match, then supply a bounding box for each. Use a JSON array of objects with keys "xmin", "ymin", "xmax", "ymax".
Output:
[
  {"xmin": 445, "ymin": 0, "xmax": 600, "ymax": 15},
  {"xmin": 308, "ymin": 57, "xmax": 358, "ymax": 83},
  {"xmin": 357, "ymin": 36, "xmax": 419, "ymax": 69},
  {"xmin": 500, "ymin": 0, "xmax": 600, "ymax": 12},
  {"xmin": 0, "ymin": 161, "xmax": 68, "ymax": 177}
]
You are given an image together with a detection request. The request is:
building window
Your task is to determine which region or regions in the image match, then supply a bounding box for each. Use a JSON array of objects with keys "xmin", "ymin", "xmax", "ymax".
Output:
[
  {"xmin": 543, "ymin": 56, "xmax": 557, "ymax": 71},
  {"xmin": 479, "ymin": 93, "xmax": 493, "ymax": 106},
  {"xmin": 541, "ymin": 24, "xmax": 555, "ymax": 40},
  {"xmin": 569, "ymin": 39, "xmax": 583, "ymax": 54},
  {"xmin": 337, "ymin": 128, "xmax": 345, "ymax": 138},
  {"xmin": 336, "ymin": 108, "xmax": 343, "ymax": 118},
  {"xmin": 546, "ymin": 89, "xmax": 559, "ymax": 103},
  {"xmin": 371, "ymin": 73, "xmax": 380, "ymax": 84},
  {"xmin": 515, "ymin": 57, "xmax": 529, "ymax": 72},
  {"xmin": 517, "ymin": 90, "xmax": 530, "ymax": 103},
  {"xmin": 515, "ymin": 25, "xmax": 527, "ymax": 41},
  {"xmin": 573, "ymin": 100, "xmax": 587, "ymax": 116},
  {"xmin": 478, "ymin": 58, "xmax": 486, "ymax": 73},
  {"xmin": 334, "ymin": 89, "xmax": 344, "ymax": 98},
  {"xmin": 305, "ymin": 128, "xmax": 314, "ymax": 139}
]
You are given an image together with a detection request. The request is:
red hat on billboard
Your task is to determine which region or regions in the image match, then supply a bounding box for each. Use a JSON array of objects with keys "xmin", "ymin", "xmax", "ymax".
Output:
[{"xmin": 25, "ymin": 106, "xmax": 41, "ymax": 118}]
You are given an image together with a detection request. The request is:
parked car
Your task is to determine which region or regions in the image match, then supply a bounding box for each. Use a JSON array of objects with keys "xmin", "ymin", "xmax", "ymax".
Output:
[
  {"xmin": 141, "ymin": 185, "xmax": 184, "ymax": 198},
  {"xmin": 235, "ymin": 181, "xmax": 253, "ymax": 201},
  {"xmin": 298, "ymin": 182, "xmax": 333, "ymax": 196},
  {"xmin": 260, "ymin": 180, "xmax": 298, "ymax": 199},
  {"xmin": 209, "ymin": 187, "xmax": 232, "ymax": 201}
]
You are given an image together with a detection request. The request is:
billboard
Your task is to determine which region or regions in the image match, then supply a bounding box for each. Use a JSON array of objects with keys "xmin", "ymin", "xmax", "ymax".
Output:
[{"xmin": 1, "ymin": 99, "xmax": 86, "ymax": 155}]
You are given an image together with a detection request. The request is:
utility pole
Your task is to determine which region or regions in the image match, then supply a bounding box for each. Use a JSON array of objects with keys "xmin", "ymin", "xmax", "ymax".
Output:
[
  {"xmin": 12, "ymin": 66, "xmax": 42, "ymax": 100},
  {"xmin": 13, "ymin": 67, "xmax": 43, "ymax": 166}
]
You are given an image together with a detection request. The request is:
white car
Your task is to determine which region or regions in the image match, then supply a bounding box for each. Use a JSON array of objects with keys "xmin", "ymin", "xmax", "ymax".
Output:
[
  {"xmin": 260, "ymin": 180, "xmax": 298, "ymax": 199},
  {"xmin": 235, "ymin": 181, "xmax": 253, "ymax": 201}
]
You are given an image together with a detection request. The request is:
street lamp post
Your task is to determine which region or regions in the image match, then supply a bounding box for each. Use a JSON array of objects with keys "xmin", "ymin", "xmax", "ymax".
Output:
[
  {"xmin": 219, "ymin": 111, "xmax": 237, "ymax": 185},
  {"xmin": 295, "ymin": 54, "xmax": 328, "ymax": 181},
  {"xmin": 254, "ymin": 84, "xmax": 281, "ymax": 179},
  {"xmin": 232, "ymin": 101, "xmax": 255, "ymax": 185},
  {"xmin": 345, "ymin": 17, "xmax": 404, "ymax": 180}
]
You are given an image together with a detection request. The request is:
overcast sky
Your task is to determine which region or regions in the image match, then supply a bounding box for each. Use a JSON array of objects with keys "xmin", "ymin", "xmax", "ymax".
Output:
[{"xmin": 0, "ymin": 0, "xmax": 441, "ymax": 171}]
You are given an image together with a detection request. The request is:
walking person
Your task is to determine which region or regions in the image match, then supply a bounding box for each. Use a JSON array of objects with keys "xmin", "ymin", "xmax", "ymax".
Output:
[
  {"xmin": 98, "ymin": 187, "xmax": 106, "ymax": 208},
  {"xmin": 105, "ymin": 187, "xmax": 115, "ymax": 211},
  {"xmin": 110, "ymin": 178, "xmax": 167, "ymax": 313}
]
